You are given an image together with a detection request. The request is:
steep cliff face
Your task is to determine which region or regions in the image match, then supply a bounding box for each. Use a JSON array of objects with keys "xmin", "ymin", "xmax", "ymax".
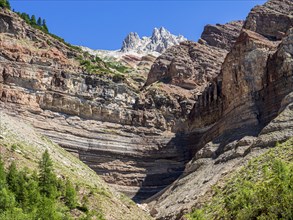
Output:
[
  {"xmin": 199, "ymin": 20, "xmax": 243, "ymax": 50},
  {"xmin": 148, "ymin": 0, "xmax": 293, "ymax": 219},
  {"xmin": 1, "ymin": 0, "xmax": 292, "ymax": 219},
  {"xmin": 0, "ymin": 6, "xmax": 245, "ymax": 203},
  {"xmin": 0, "ymin": 8, "xmax": 193, "ymax": 201}
]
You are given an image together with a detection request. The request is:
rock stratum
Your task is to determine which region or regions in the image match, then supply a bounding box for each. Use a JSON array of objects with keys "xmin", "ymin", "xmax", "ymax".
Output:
[{"xmin": 0, "ymin": 0, "xmax": 293, "ymax": 219}]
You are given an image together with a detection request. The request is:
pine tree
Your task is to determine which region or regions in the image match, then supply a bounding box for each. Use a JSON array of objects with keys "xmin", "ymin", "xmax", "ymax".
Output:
[
  {"xmin": 7, "ymin": 162, "xmax": 19, "ymax": 194},
  {"xmin": 5, "ymin": 0, "xmax": 9, "ymax": 9},
  {"xmin": 37, "ymin": 17, "xmax": 42, "ymax": 26},
  {"xmin": 38, "ymin": 150, "xmax": 57, "ymax": 198},
  {"xmin": 30, "ymin": 15, "xmax": 37, "ymax": 25},
  {"xmin": 26, "ymin": 175, "xmax": 41, "ymax": 211},
  {"xmin": 65, "ymin": 179, "xmax": 77, "ymax": 209},
  {"xmin": 0, "ymin": 155, "xmax": 6, "ymax": 189},
  {"xmin": 21, "ymin": 13, "xmax": 30, "ymax": 24},
  {"xmin": 42, "ymin": 19, "xmax": 49, "ymax": 33},
  {"xmin": 0, "ymin": 188, "xmax": 15, "ymax": 211},
  {"xmin": 17, "ymin": 170, "xmax": 29, "ymax": 209}
]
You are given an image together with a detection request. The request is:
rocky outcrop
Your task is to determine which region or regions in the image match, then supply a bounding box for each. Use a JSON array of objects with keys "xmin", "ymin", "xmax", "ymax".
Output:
[
  {"xmin": 200, "ymin": 20, "xmax": 244, "ymax": 50},
  {"xmin": 148, "ymin": 0, "xmax": 293, "ymax": 219},
  {"xmin": 145, "ymin": 41, "xmax": 226, "ymax": 90},
  {"xmin": 121, "ymin": 27, "xmax": 187, "ymax": 54},
  {"xmin": 244, "ymin": 0, "xmax": 293, "ymax": 40},
  {"xmin": 145, "ymin": 21, "xmax": 243, "ymax": 90}
]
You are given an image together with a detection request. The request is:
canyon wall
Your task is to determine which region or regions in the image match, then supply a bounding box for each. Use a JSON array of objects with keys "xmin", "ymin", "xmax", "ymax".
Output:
[
  {"xmin": 148, "ymin": 0, "xmax": 293, "ymax": 219},
  {"xmin": 0, "ymin": 8, "xmax": 241, "ymax": 201},
  {"xmin": 0, "ymin": 0, "xmax": 292, "ymax": 219}
]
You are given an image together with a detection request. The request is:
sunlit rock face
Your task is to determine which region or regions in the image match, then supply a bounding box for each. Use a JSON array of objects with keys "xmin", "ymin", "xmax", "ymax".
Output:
[{"xmin": 147, "ymin": 0, "xmax": 293, "ymax": 219}]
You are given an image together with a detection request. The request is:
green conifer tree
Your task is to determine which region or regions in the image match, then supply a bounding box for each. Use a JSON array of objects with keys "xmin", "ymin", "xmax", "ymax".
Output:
[
  {"xmin": 0, "ymin": 155, "xmax": 6, "ymax": 189},
  {"xmin": 30, "ymin": 15, "xmax": 37, "ymax": 25},
  {"xmin": 7, "ymin": 162, "xmax": 19, "ymax": 193},
  {"xmin": 38, "ymin": 150, "xmax": 57, "ymax": 199},
  {"xmin": 37, "ymin": 17, "xmax": 42, "ymax": 26},
  {"xmin": 17, "ymin": 170, "xmax": 29, "ymax": 209},
  {"xmin": 65, "ymin": 179, "xmax": 77, "ymax": 209},
  {"xmin": 42, "ymin": 19, "xmax": 49, "ymax": 33}
]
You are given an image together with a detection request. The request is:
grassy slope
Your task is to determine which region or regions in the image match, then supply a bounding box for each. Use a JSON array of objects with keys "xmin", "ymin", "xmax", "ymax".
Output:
[
  {"xmin": 187, "ymin": 139, "xmax": 293, "ymax": 220},
  {"xmin": 0, "ymin": 113, "xmax": 152, "ymax": 220}
]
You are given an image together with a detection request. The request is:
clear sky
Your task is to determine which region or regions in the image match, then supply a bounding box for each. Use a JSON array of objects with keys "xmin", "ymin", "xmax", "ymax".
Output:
[{"xmin": 10, "ymin": 0, "xmax": 266, "ymax": 50}]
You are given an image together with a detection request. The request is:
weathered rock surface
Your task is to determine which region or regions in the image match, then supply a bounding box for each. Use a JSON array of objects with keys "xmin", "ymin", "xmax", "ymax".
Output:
[
  {"xmin": 145, "ymin": 21, "xmax": 243, "ymax": 90},
  {"xmin": 1, "ymin": 1, "xmax": 293, "ymax": 219},
  {"xmin": 244, "ymin": 0, "xmax": 293, "ymax": 40},
  {"xmin": 147, "ymin": 0, "xmax": 293, "ymax": 219},
  {"xmin": 200, "ymin": 20, "xmax": 244, "ymax": 50},
  {"xmin": 145, "ymin": 41, "xmax": 225, "ymax": 90},
  {"xmin": 0, "ymin": 8, "xmax": 193, "ymax": 201},
  {"xmin": 0, "ymin": 113, "xmax": 152, "ymax": 220}
]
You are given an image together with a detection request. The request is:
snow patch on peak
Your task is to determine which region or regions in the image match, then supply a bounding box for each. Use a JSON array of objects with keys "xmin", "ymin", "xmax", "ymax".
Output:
[{"xmin": 121, "ymin": 27, "xmax": 187, "ymax": 54}]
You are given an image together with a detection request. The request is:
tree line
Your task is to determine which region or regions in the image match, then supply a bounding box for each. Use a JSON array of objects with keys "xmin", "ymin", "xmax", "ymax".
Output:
[
  {"xmin": 16, "ymin": 12, "xmax": 49, "ymax": 33},
  {"xmin": 0, "ymin": 0, "xmax": 49, "ymax": 33}
]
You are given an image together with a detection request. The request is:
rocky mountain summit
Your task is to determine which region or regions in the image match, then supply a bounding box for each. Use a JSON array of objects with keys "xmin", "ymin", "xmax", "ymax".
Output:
[
  {"xmin": 121, "ymin": 27, "xmax": 187, "ymax": 54},
  {"xmin": 0, "ymin": 0, "xmax": 293, "ymax": 219}
]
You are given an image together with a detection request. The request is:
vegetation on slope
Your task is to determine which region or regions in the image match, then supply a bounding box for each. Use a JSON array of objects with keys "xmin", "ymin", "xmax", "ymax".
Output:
[
  {"xmin": 187, "ymin": 140, "xmax": 293, "ymax": 220},
  {"xmin": 78, "ymin": 55, "xmax": 129, "ymax": 82},
  {"xmin": 0, "ymin": 150, "xmax": 103, "ymax": 219},
  {"xmin": 0, "ymin": 113, "xmax": 151, "ymax": 220},
  {"xmin": 0, "ymin": 0, "xmax": 10, "ymax": 10},
  {"xmin": 16, "ymin": 12, "xmax": 48, "ymax": 33},
  {"xmin": 0, "ymin": 0, "xmax": 81, "ymax": 51}
]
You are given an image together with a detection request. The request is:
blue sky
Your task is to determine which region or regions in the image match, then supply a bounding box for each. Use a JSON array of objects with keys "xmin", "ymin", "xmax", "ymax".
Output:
[{"xmin": 11, "ymin": 0, "xmax": 266, "ymax": 50}]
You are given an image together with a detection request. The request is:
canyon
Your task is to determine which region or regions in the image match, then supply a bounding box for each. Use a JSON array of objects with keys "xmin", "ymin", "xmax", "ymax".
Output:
[{"xmin": 0, "ymin": 0, "xmax": 292, "ymax": 219}]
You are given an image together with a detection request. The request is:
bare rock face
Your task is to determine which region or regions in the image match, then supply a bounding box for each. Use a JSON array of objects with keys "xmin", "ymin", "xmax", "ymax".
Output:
[
  {"xmin": 148, "ymin": 0, "xmax": 293, "ymax": 219},
  {"xmin": 244, "ymin": 0, "xmax": 293, "ymax": 40},
  {"xmin": 145, "ymin": 41, "xmax": 226, "ymax": 90},
  {"xmin": 145, "ymin": 21, "xmax": 243, "ymax": 90},
  {"xmin": 200, "ymin": 20, "xmax": 244, "ymax": 50},
  {"xmin": 0, "ymin": 8, "xmax": 193, "ymax": 202}
]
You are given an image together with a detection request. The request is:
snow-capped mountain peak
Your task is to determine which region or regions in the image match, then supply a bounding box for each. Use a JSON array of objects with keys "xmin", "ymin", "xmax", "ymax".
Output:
[{"xmin": 121, "ymin": 27, "xmax": 187, "ymax": 54}]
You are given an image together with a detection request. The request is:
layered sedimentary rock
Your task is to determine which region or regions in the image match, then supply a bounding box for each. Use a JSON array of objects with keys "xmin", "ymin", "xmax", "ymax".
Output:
[
  {"xmin": 0, "ymin": 6, "xmax": 245, "ymax": 203},
  {"xmin": 148, "ymin": 0, "xmax": 293, "ymax": 219},
  {"xmin": 1, "ymin": 1, "xmax": 292, "ymax": 219},
  {"xmin": 145, "ymin": 21, "xmax": 243, "ymax": 90},
  {"xmin": 200, "ymin": 20, "xmax": 243, "ymax": 50},
  {"xmin": 144, "ymin": 41, "xmax": 225, "ymax": 90},
  {"xmin": 0, "ymin": 8, "xmax": 194, "ymax": 201}
]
